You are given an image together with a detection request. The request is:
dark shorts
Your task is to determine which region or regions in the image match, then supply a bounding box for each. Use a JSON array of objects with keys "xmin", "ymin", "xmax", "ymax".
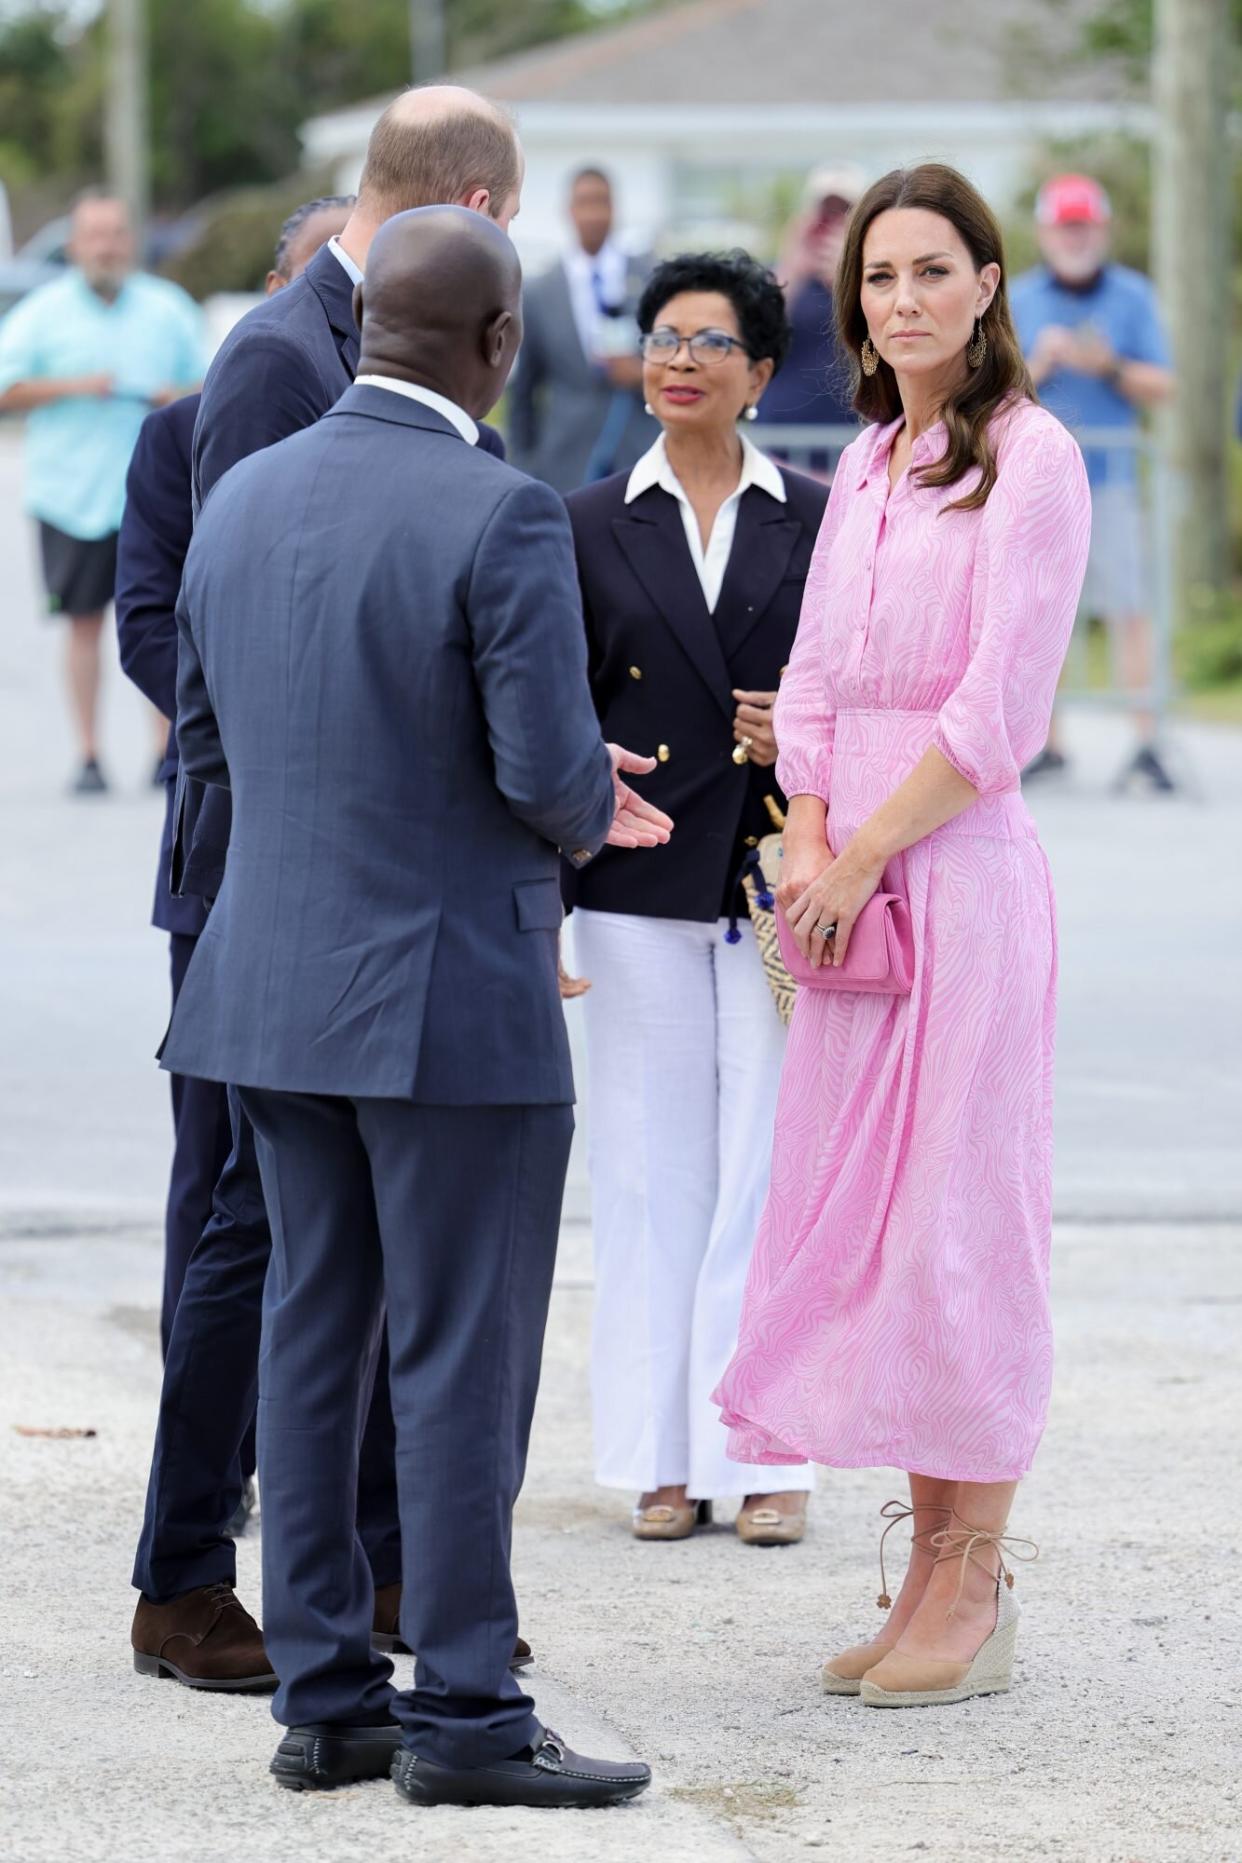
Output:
[{"xmin": 38, "ymin": 521, "xmax": 119, "ymax": 618}]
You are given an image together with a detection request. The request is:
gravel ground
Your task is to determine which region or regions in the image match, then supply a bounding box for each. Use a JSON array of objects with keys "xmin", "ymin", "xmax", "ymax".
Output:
[{"xmin": 1, "ymin": 1213, "xmax": 1238, "ymax": 1863}]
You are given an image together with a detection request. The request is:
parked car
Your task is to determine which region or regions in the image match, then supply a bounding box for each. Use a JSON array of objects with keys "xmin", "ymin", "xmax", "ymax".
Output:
[
  {"xmin": 0, "ymin": 215, "xmax": 66, "ymax": 320},
  {"xmin": 0, "ymin": 207, "xmax": 205, "ymax": 318}
]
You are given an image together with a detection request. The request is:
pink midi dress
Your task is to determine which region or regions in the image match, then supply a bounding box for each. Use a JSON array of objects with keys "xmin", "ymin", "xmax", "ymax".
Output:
[{"xmin": 714, "ymin": 401, "xmax": 1091, "ymax": 1483}]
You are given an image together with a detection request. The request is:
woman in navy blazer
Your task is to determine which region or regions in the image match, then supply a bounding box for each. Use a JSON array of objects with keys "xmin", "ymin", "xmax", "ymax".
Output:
[{"xmin": 564, "ymin": 252, "xmax": 831, "ymax": 1545}]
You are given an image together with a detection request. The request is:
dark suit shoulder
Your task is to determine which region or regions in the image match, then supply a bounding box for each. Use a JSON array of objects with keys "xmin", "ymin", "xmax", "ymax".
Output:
[
  {"xmin": 202, "ymin": 289, "xmax": 323, "ymax": 392},
  {"xmin": 565, "ymin": 458, "xmax": 830, "ymax": 538},
  {"xmin": 135, "ymin": 393, "xmax": 198, "ymax": 475},
  {"xmin": 563, "ymin": 468, "xmax": 632, "ymax": 534},
  {"xmin": 776, "ymin": 461, "xmax": 833, "ymax": 527},
  {"xmin": 453, "ymin": 447, "xmax": 570, "ymax": 539},
  {"xmin": 218, "ymin": 271, "xmax": 321, "ymax": 342},
  {"xmin": 197, "ymin": 407, "xmax": 526, "ymax": 543}
]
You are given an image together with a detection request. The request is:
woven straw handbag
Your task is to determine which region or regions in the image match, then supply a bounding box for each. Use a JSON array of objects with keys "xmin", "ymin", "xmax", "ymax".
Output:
[{"xmin": 737, "ymin": 797, "xmax": 797, "ymax": 1028}]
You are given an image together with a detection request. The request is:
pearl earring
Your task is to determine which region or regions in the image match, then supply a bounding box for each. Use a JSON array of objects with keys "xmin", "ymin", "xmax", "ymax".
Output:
[
  {"xmin": 744, "ymin": 404, "xmax": 758, "ymax": 422},
  {"xmin": 643, "ymin": 402, "xmax": 655, "ymax": 416}
]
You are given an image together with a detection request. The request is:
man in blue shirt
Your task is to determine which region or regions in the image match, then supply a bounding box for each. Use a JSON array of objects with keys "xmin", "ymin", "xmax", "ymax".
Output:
[
  {"xmin": 0, "ymin": 189, "xmax": 204, "ymax": 793},
  {"xmin": 1011, "ymin": 173, "xmax": 1175, "ymax": 791}
]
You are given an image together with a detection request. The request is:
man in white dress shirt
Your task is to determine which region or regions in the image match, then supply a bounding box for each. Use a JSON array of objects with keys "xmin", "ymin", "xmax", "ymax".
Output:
[{"xmin": 509, "ymin": 167, "xmax": 653, "ymax": 492}]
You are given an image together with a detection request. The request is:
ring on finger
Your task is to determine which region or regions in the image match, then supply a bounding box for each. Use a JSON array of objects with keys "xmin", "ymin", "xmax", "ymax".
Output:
[{"xmin": 814, "ymin": 921, "xmax": 837, "ymax": 939}]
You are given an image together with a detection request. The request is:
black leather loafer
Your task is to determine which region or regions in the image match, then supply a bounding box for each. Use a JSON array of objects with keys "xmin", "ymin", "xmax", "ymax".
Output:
[
  {"xmin": 391, "ymin": 1727, "xmax": 652, "ymax": 1809},
  {"xmin": 271, "ymin": 1722, "xmax": 402, "ymax": 1791}
]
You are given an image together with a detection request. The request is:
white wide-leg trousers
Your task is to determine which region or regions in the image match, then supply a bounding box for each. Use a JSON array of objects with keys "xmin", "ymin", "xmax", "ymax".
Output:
[{"xmin": 573, "ymin": 908, "xmax": 813, "ymax": 1499}]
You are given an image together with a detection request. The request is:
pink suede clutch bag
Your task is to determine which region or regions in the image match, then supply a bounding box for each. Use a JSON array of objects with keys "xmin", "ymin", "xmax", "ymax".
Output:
[{"xmin": 775, "ymin": 892, "xmax": 914, "ymax": 995}]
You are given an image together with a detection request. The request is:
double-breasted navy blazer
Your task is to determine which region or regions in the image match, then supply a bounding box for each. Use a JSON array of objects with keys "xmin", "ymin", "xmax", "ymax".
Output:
[
  {"xmin": 115, "ymin": 391, "xmax": 206, "ymax": 936},
  {"xmin": 563, "ymin": 461, "xmax": 829, "ymax": 922},
  {"xmin": 176, "ymin": 245, "xmax": 505, "ymax": 907},
  {"xmin": 162, "ymin": 385, "xmax": 615, "ymax": 1105}
]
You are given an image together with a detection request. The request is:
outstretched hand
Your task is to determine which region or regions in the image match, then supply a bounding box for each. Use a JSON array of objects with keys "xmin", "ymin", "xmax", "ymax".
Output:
[{"xmin": 605, "ymin": 744, "xmax": 674, "ymax": 849}]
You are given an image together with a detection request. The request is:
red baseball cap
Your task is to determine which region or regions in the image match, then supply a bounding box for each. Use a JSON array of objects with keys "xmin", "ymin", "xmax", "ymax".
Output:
[{"xmin": 1036, "ymin": 174, "xmax": 1112, "ymax": 227}]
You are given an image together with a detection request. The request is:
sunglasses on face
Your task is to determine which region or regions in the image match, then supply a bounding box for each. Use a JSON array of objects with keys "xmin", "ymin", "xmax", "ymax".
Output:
[{"xmin": 640, "ymin": 327, "xmax": 753, "ymax": 366}]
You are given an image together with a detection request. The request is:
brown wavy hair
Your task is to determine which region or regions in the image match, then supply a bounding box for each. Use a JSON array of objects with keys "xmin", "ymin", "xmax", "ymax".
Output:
[{"xmin": 835, "ymin": 163, "xmax": 1033, "ymax": 512}]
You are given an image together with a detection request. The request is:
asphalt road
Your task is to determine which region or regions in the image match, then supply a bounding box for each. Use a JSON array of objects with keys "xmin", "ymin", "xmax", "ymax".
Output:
[{"xmin": 1, "ymin": 430, "xmax": 1239, "ymax": 1225}]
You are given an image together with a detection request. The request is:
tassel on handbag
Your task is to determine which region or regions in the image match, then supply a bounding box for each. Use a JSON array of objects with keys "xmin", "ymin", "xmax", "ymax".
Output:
[{"xmin": 730, "ymin": 795, "xmax": 797, "ymax": 1028}]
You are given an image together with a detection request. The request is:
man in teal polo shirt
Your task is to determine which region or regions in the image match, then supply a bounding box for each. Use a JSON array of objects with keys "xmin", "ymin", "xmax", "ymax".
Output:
[{"xmin": 0, "ymin": 189, "xmax": 204, "ymax": 793}]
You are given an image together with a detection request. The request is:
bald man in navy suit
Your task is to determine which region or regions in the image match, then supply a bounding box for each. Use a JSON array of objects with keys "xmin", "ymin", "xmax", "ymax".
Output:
[{"xmin": 165, "ymin": 203, "xmax": 664, "ymax": 1808}]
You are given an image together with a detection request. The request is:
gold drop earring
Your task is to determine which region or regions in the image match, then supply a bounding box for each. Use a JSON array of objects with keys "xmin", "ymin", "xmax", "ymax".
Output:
[
  {"xmin": 967, "ymin": 318, "xmax": 987, "ymax": 369},
  {"xmin": 860, "ymin": 336, "xmax": 879, "ymax": 377}
]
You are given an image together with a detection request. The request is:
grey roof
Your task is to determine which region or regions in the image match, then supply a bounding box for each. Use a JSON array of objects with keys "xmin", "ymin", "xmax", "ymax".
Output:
[{"xmin": 447, "ymin": 0, "xmax": 1141, "ymax": 108}]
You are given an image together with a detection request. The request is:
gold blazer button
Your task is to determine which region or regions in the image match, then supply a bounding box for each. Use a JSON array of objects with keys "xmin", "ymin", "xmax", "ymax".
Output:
[
  {"xmin": 629, "ymin": 665, "xmax": 643, "ymax": 680},
  {"xmin": 656, "ymin": 744, "xmax": 671, "ymax": 763}
]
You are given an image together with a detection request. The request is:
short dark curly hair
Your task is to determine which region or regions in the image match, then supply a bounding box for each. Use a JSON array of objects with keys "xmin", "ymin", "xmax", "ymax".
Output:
[
  {"xmin": 272, "ymin": 194, "xmax": 355, "ymax": 279},
  {"xmin": 637, "ymin": 251, "xmax": 791, "ymax": 370}
]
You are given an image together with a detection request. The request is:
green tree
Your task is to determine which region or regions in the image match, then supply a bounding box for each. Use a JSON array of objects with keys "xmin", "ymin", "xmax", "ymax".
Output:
[
  {"xmin": 0, "ymin": 6, "xmax": 72, "ymax": 184},
  {"xmin": 1083, "ymin": 0, "xmax": 1242, "ymax": 78},
  {"xmin": 0, "ymin": 0, "xmax": 666, "ymax": 218}
]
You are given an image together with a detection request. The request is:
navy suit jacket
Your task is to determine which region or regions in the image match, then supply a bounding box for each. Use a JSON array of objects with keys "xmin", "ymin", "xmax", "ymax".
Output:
[
  {"xmin": 176, "ymin": 245, "xmax": 505, "ymax": 905},
  {"xmin": 161, "ymin": 384, "xmax": 615, "ymax": 1104},
  {"xmin": 563, "ymin": 464, "xmax": 829, "ymax": 922},
  {"xmin": 115, "ymin": 392, "xmax": 206, "ymax": 936}
]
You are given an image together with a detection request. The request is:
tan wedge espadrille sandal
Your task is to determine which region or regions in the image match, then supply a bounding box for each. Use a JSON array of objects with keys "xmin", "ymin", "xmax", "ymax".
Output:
[
  {"xmin": 820, "ymin": 1499, "xmax": 951, "ymax": 1695},
  {"xmin": 860, "ymin": 1519, "xmax": 1038, "ymax": 1708}
]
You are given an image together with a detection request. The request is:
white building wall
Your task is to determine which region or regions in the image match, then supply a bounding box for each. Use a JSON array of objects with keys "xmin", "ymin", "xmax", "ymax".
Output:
[{"xmin": 307, "ymin": 96, "xmax": 1149, "ymax": 275}]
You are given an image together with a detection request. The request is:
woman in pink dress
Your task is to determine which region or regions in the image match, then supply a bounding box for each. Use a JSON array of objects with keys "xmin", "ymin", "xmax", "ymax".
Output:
[{"xmin": 714, "ymin": 164, "xmax": 1091, "ymax": 1709}]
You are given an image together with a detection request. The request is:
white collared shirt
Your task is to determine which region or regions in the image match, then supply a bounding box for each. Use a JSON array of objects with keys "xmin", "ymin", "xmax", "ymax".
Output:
[
  {"xmin": 327, "ymin": 235, "xmax": 364, "ymax": 288},
  {"xmin": 354, "ymin": 375, "xmax": 479, "ymax": 446},
  {"xmin": 564, "ymin": 239, "xmax": 629, "ymax": 361},
  {"xmin": 624, "ymin": 431, "xmax": 786, "ymax": 612}
]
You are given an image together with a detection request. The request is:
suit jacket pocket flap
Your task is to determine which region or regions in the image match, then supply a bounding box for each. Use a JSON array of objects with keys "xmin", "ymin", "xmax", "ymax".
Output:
[{"xmin": 514, "ymin": 877, "xmax": 565, "ymax": 932}]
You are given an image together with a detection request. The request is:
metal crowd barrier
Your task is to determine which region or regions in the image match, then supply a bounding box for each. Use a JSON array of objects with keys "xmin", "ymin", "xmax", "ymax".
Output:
[{"xmin": 749, "ymin": 420, "xmax": 1176, "ymax": 744}]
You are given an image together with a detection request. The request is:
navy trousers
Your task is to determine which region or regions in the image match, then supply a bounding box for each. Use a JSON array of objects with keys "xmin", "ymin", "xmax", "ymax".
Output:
[
  {"xmin": 240, "ymin": 1088, "xmax": 572, "ymax": 1767},
  {"xmin": 132, "ymin": 1089, "xmax": 403, "ymax": 1603},
  {"xmin": 162, "ymin": 933, "xmax": 232, "ymax": 1350}
]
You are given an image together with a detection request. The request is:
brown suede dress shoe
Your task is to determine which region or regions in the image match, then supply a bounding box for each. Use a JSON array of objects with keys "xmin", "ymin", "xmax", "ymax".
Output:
[
  {"xmin": 371, "ymin": 1583, "xmax": 532, "ymax": 1670},
  {"xmin": 132, "ymin": 1582, "xmax": 276, "ymax": 1692}
]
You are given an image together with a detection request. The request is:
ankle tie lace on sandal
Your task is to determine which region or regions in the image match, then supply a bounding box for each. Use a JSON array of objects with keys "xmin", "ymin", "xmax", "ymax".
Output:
[
  {"xmin": 874, "ymin": 1498, "xmax": 952, "ymax": 1611},
  {"xmin": 930, "ymin": 1520, "xmax": 1040, "ymax": 1619}
]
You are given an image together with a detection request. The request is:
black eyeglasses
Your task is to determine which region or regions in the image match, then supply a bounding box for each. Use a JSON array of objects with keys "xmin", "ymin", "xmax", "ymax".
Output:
[{"xmin": 640, "ymin": 327, "xmax": 753, "ymax": 367}]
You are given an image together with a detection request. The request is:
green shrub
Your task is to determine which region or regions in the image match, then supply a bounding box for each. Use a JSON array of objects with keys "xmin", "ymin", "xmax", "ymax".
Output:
[
  {"xmin": 159, "ymin": 169, "xmax": 337, "ymax": 298},
  {"xmin": 1176, "ymin": 595, "xmax": 1242, "ymax": 689}
]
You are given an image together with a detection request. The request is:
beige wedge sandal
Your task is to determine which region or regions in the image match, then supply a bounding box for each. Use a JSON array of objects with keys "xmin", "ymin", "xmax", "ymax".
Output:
[
  {"xmin": 821, "ymin": 1499, "xmax": 950, "ymax": 1695},
  {"xmin": 860, "ymin": 1520, "xmax": 1038, "ymax": 1708}
]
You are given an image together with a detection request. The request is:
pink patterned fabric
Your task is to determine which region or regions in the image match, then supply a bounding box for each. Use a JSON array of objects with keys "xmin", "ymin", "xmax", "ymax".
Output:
[{"xmin": 713, "ymin": 402, "xmax": 1091, "ymax": 1482}]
